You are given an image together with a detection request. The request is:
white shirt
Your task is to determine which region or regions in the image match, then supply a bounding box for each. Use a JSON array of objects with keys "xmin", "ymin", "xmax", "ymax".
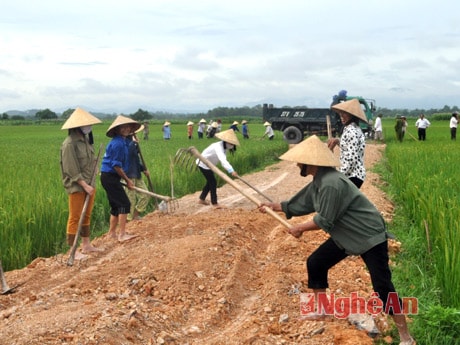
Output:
[
  {"xmin": 415, "ymin": 118, "xmax": 430, "ymax": 129},
  {"xmin": 374, "ymin": 117, "xmax": 382, "ymax": 132},
  {"xmin": 450, "ymin": 117, "xmax": 458, "ymax": 129},
  {"xmin": 196, "ymin": 141, "xmax": 234, "ymax": 173},
  {"xmin": 264, "ymin": 125, "xmax": 274, "ymax": 137}
]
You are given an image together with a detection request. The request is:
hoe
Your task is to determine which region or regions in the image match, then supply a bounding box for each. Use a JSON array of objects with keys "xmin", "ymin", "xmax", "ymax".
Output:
[{"xmin": 174, "ymin": 146, "xmax": 292, "ymax": 229}]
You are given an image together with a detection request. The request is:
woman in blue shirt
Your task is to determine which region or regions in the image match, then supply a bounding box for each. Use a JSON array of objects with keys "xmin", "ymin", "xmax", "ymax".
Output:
[{"xmin": 100, "ymin": 115, "xmax": 141, "ymax": 242}]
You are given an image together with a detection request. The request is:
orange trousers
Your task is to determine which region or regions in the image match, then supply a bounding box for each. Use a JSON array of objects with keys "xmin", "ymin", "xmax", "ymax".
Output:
[{"xmin": 66, "ymin": 191, "xmax": 95, "ymax": 243}]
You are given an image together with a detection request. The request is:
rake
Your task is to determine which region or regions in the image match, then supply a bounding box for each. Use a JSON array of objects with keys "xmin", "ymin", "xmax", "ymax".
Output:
[
  {"xmin": 122, "ymin": 182, "xmax": 179, "ymax": 213},
  {"xmin": 174, "ymin": 146, "xmax": 292, "ymax": 229}
]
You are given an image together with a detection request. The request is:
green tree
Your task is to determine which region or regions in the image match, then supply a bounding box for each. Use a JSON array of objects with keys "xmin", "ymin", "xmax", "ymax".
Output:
[
  {"xmin": 35, "ymin": 108, "xmax": 57, "ymax": 120},
  {"xmin": 131, "ymin": 108, "xmax": 152, "ymax": 121},
  {"xmin": 62, "ymin": 108, "xmax": 75, "ymax": 120}
]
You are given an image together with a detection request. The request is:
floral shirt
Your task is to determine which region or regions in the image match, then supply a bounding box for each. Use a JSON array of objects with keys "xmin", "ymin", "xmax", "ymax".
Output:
[{"xmin": 339, "ymin": 122, "xmax": 366, "ymax": 181}]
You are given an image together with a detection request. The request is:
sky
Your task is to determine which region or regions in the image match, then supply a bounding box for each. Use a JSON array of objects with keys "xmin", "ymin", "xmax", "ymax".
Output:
[{"xmin": 1, "ymin": 0, "xmax": 459, "ymax": 114}]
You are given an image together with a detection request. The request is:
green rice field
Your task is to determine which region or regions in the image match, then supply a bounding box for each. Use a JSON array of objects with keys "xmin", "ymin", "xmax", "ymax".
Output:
[
  {"xmin": 0, "ymin": 120, "xmax": 287, "ymax": 271},
  {"xmin": 1, "ymin": 116, "xmax": 460, "ymax": 343}
]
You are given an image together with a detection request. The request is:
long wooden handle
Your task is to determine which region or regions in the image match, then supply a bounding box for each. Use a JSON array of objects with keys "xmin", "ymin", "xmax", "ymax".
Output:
[
  {"xmin": 133, "ymin": 134, "xmax": 159, "ymax": 208},
  {"xmin": 132, "ymin": 186, "xmax": 173, "ymax": 202},
  {"xmin": 67, "ymin": 144, "xmax": 103, "ymax": 266},
  {"xmin": 235, "ymin": 175, "xmax": 273, "ymax": 202},
  {"xmin": 326, "ymin": 115, "xmax": 332, "ymax": 139},
  {"xmin": 191, "ymin": 147, "xmax": 292, "ymax": 229}
]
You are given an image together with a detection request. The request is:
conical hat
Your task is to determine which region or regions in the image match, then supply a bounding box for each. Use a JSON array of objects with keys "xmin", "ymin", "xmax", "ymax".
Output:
[
  {"xmin": 61, "ymin": 107, "xmax": 101, "ymax": 130},
  {"xmin": 279, "ymin": 135, "xmax": 340, "ymax": 167},
  {"xmin": 199, "ymin": 118, "xmax": 207, "ymax": 123},
  {"xmin": 187, "ymin": 121, "xmax": 194, "ymax": 126},
  {"xmin": 263, "ymin": 121, "xmax": 271, "ymax": 126},
  {"xmin": 164, "ymin": 121, "xmax": 171, "ymax": 126},
  {"xmin": 242, "ymin": 120, "xmax": 248, "ymax": 124},
  {"xmin": 106, "ymin": 115, "xmax": 141, "ymax": 137},
  {"xmin": 135, "ymin": 124, "xmax": 145, "ymax": 134},
  {"xmin": 212, "ymin": 122, "xmax": 218, "ymax": 128},
  {"xmin": 215, "ymin": 129, "xmax": 240, "ymax": 146},
  {"xmin": 331, "ymin": 99, "xmax": 367, "ymax": 123},
  {"xmin": 232, "ymin": 121, "xmax": 239, "ymax": 125}
]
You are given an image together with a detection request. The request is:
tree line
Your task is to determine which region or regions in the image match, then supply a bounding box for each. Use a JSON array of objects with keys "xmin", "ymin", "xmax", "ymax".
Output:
[{"xmin": 2, "ymin": 103, "xmax": 459, "ymax": 122}]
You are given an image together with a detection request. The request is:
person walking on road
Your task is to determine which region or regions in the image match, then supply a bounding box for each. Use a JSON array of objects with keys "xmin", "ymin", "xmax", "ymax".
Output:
[
  {"xmin": 197, "ymin": 129, "xmax": 240, "ymax": 208},
  {"xmin": 327, "ymin": 99, "xmax": 367, "ymax": 189}
]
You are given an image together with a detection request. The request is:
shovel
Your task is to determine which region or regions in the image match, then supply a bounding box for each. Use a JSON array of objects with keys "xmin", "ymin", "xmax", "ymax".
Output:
[{"xmin": 174, "ymin": 146, "xmax": 292, "ymax": 229}]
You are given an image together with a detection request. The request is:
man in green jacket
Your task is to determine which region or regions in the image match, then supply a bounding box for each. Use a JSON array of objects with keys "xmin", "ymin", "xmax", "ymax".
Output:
[{"xmin": 259, "ymin": 135, "xmax": 415, "ymax": 345}]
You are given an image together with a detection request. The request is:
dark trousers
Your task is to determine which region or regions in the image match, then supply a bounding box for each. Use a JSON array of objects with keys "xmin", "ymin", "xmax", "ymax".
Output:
[
  {"xmin": 418, "ymin": 128, "xmax": 427, "ymax": 140},
  {"xmin": 199, "ymin": 167, "xmax": 218, "ymax": 204},
  {"xmin": 451, "ymin": 127, "xmax": 457, "ymax": 140},
  {"xmin": 101, "ymin": 172, "xmax": 130, "ymax": 216},
  {"xmin": 307, "ymin": 238, "xmax": 399, "ymax": 313},
  {"xmin": 349, "ymin": 177, "xmax": 363, "ymax": 189}
]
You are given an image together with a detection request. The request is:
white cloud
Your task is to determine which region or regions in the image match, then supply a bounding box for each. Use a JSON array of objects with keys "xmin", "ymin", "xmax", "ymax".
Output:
[{"xmin": 1, "ymin": 0, "xmax": 460, "ymax": 113}]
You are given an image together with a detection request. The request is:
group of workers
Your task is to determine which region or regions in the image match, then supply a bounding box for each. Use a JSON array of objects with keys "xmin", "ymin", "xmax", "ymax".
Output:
[{"xmin": 59, "ymin": 100, "xmax": 415, "ymax": 345}]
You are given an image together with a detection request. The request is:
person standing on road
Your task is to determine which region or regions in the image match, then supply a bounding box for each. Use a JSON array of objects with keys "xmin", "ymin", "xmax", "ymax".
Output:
[
  {"xmin": 373, "ymin": 113, "xmax": 383, "ymax": 142},
  {"xmin": 450, "ymin": 112, "xmax": 458, "ymax": 140},
  {"xmin": 125, "ymin": 126, "xmax": 150, "ymax": 221},
  {"xmin": 258, "ymin": 135, "xmax": 415, "ymax": 345},
  {"xmin": 327, "ymin": 99, "xmax": 367, "ymax": 189},
  {"xmin": 100, "ymin": 115, "xmax": 141, "ymax": 242},
  {"xmin": 415, "ymin": 114, "xmax": 430, "ymax": 141},
  {"xmin": 60, "ymin": 107, "xmax": 104, "ymax": 260},
  {"xmin": 197, "ymin": 129, "xmax": 240, "ymax": 208}
]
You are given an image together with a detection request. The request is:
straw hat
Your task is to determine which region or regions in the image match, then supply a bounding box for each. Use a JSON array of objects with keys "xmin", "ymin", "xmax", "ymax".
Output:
[
  {"xmin": 212, "ymin": 122, "xmax": 218, "ymax": 128},
  {"xmin": 232, "ymin": 121, "xmax": 239, "ymax": 125},
  {"xmin": 331, "ymin": 99, "xmax": 368, "ymax": 123},
  {"xmin": 163, "ymin": 121, "xmax": 171, "ymax": 126},
  {"xmin": 106, "ymin": 115, "xmax": 141, "ymax": 138},
  {"xmin": 199, "ymin": 118, "xmax": 207, "ymax": 123},
  {"xmin": 187, "ymin": 121, "xmax": 194, "ymax": 126},
  {"xmin": 215, "ymin": 129, "xmax": 240, "ymax": 146},
  {"xmin": 263, "ymin": 121, "xmax": 271, "ymax": 126},
  {"xmin": 135, "ymin": 124, "xmax": 145, "ymax": 134},
  {"xmin": 242, "ymin": 120, "xmax": 248, "ymax": 124},
  {"xmin": 279, "ymin": 135, "xmax": 340, "ymax": 167},
  {"xmin": 61, "ymin": 107, "xmax": 101, "ymax": 130}
]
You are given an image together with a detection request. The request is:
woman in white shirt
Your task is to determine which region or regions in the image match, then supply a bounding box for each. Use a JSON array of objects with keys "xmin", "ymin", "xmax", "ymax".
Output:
[{"xmin": 197, "ymin": 129, "xmax": 240, "ymax": 208}]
